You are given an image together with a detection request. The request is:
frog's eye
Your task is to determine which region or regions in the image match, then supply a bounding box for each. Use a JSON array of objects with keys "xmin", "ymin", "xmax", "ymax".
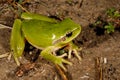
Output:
[{"xmin": 66, "ymin": 32, "xmax": 72, "ymax": 37}]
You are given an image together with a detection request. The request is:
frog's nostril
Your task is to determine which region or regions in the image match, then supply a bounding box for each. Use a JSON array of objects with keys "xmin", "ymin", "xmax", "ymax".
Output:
[{"xmin": 66, "ymin": 32, "xmax": 72, "ymax": 37}]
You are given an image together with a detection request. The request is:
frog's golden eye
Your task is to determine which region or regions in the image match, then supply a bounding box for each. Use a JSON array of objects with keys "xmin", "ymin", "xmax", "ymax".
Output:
[{"xmin": 66, "ymin": 32, "xmax": 72, "ymax": 37}]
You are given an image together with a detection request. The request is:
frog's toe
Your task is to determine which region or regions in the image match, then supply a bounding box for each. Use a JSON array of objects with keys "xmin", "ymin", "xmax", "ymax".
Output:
[
  {"xmin": 68, "ymin": 48, "xmax": 82, "ymax": 61},
  {"xmin": 56, "ymin": 58, "xmax": 72, "ymax": 71},
  {"xmin": 68, "ymin": 48, "xmax": 72, "ymax": 59},
  {"xmin": 73, "ymin": 49, "xmax": 82, "ymax": 61}
]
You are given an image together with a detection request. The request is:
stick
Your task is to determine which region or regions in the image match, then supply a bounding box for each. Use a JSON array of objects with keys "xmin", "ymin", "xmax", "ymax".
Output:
[{"xmin": 0, "ymin": 24, "xmax": 12, "ymax": 29}]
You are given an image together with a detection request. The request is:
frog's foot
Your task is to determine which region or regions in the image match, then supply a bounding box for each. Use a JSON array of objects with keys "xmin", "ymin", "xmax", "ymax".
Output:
[
  {"xmin": 68, "ymin": 48, "xmax": 82, "ymax": 61},
  {"xmin": 40, "ymin": 46, "xmax": 72, "ymax": 71},
  {"xmin": 67, "ymin": 43, "xmax": 82, "ymax": 61},
  {"xmin": 58, "ymin": 58, "xmax": 72, "ymax": 71}
]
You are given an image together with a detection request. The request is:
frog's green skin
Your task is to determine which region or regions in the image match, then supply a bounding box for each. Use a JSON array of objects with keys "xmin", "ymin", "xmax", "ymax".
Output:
[{"xmin": 10, "ymin": 12, "xmax": 81, "ymax": 71}]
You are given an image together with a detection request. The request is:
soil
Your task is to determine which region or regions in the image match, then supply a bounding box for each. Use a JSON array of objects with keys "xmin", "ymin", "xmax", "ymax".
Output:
[{"xmin": 0, "ymin": 0, "xmax": 120, "ymax": 80}]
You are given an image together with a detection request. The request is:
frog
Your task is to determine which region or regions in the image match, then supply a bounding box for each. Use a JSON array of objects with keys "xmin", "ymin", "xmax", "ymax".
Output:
[{"xmin": 10, "ymin": 12, "xmax": 81, "ymax": 71}]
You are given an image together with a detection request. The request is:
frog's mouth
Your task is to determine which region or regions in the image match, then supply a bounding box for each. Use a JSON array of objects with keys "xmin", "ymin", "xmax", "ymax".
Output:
[{"xmin": 53, "ymin": 26, "xmax": 81, "ymax": 45}]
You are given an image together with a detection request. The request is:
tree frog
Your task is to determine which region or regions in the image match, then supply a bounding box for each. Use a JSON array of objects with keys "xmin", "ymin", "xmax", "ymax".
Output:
[{"xmin": 10, "ymin": 12, "xmax": 81, "ymax": 71}]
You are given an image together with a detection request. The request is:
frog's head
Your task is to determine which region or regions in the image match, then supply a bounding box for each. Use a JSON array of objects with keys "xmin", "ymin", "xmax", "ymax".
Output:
[{"xmin": 53, "ymin": 18, "xmax": 81, "ymax": 45}]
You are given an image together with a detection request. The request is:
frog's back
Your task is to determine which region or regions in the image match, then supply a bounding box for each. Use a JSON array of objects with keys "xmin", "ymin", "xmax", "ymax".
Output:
[{"xmin": 22, "ymin": 20, "xmax": 56, "ymax": 49}]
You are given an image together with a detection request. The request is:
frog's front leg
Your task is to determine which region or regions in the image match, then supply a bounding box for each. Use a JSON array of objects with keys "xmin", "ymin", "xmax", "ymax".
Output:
[
  {"xmin": 10, "ymin": 19, "xmax": 25, "ymax": 66},
  {"xmin": 40, "ymin": 46, "xmax": 72, "ymax": 71}
]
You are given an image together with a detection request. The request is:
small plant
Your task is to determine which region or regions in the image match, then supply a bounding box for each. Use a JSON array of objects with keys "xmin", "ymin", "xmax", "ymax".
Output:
[
  {"xmin": 104, "ymin": 22, "xmax": 115, "ymax": 34},
  {"xmin": 93, "ymin": 20, "xmax": 102, "ymax": 26},
  {"xmin": 113, "ymin": 11, "xmax": 120, "ymax": 18},
  {"xmin": 106, "ymin": 8, "xmax": 120, "ymax": 18}
]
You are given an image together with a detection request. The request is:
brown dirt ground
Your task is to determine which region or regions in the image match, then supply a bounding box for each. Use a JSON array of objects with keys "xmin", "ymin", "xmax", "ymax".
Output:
[{"xmin": 0, "ymin": 0, "xmax": 120, "ymax": 80}]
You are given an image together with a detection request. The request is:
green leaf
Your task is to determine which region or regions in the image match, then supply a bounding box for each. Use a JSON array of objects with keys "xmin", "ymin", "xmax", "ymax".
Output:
[
  {"xmin": 106, "ymin": 8, "xmax": 116, "ymax": 17},
  {"xmin": 106, "ymin": 8, "xmax": 120, "ymax": 18},
  {"xmin": 114, "ymin": 11, "xmax": 120, "ymax": 18},
  {"xmin": 104, "ymin": 23, "xmax": 115, "ymax": 33}
]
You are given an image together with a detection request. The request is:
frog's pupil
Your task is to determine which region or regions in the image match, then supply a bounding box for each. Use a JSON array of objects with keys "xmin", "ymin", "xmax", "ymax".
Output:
[{"xmin": 66, "ymin": 32, "xmax": 72, "ymax": 37}]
